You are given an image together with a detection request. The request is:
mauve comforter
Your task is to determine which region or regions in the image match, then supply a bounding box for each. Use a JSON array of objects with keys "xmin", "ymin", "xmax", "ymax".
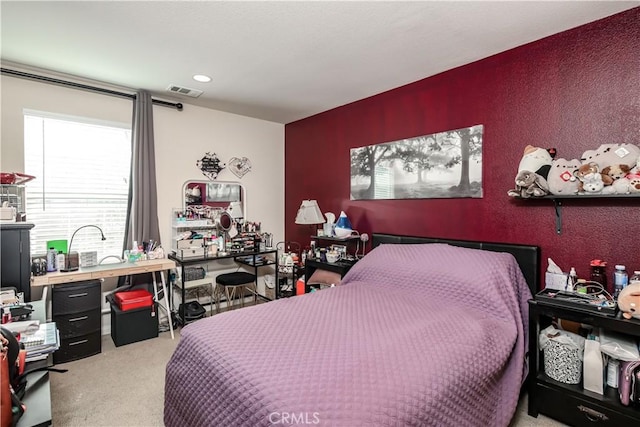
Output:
[{"xmin": 164, "ymin": 243, "xmax": 532, "ymax": 427}]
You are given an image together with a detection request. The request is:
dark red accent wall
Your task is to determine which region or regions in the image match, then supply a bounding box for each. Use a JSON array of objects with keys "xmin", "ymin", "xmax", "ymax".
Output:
[{"xmin": 285, "ymin": 8, "xmax": 640, "ymax": 288}]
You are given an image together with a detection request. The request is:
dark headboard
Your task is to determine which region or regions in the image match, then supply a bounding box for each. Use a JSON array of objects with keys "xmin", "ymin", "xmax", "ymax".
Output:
[{"xmin": 372, "ymin": 233, "xmax": 540, "ymax": 295}]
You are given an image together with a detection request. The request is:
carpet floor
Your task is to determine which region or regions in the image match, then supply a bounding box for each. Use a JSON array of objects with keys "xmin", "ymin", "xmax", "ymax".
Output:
[{"xmin": 50, "ymin": 329, "xmax": 566, "ymax": 427}]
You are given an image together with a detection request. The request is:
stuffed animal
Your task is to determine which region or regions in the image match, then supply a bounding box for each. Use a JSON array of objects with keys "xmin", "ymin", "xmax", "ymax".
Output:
[
  {"xmin": 617, "ymin": 282, "xmax": 640, "ymax": 320},
  {"xmin": 507, "ymin": 170, "xmax": 550, "ymax": 198},
  {"xmin": 547, "ymin": 158, "xmax": 581, "ymax": 195},
  {"xmin": 579, "ymin": 173, "xmax": 607, "ymax": 194},
  {"xmin": 632, "ymin": 156, "xmax": 640, "ymax": 174},
  {"xmin": 574, "ymin": 162, "xmax": 613, "ymax": 192},
  {"xmin": 581, "ymin": 143, "xmax": 640, "ymax": 171},
  {"xmin": 516, "ymin": 145, "xmax": 555, "ymax": 180},
  {"xmin": 627, "ymin": 173, "xmax": 640, "ymax": 193},
  {"xmin": 601, "ymin": 164, "xmax": 631, "ymax": 181},
  {"xmin": 608, "ymin": 177, "xmax": 631, "ymax": 194}
]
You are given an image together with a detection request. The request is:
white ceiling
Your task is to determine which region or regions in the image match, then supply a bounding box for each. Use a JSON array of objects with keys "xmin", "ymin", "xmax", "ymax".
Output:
[{"xmin": 1, "ymin": 1, "xmax": 638, "ymax": 124}]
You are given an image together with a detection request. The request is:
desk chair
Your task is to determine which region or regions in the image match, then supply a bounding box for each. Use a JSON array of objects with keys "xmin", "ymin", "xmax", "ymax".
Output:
[{"xmin": 215, "ymin": 272, "xmax": 257, "ymax": 311}]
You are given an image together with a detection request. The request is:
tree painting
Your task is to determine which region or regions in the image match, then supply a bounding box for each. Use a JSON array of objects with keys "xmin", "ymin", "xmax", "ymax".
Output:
[{"xmin": 350, "ymin": 125, "xmax": 483, "ymax": 200}]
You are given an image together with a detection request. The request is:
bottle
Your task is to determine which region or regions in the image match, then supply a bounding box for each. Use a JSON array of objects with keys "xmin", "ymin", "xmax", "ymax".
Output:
[
  {"xmin": 590, "ymin": 260, "xmax": 609, "ymax": 295},
  {"xmin": 46, "ymin": 247, "xmax": 57, "ymax": 272},
  {"xmin": 613, "ymin": 265, "xmax": 628, "ymax": 299},
  {"xmin": 630, "ymin": 270, "xmax": 640, "ymax": 285},
  {"xmin": 567, "ymin": 267, "xmax": 578, "ymax": 291},
  {"xmin": 56, "ymin": 251, "xmax": 66, "ymax": 271}
]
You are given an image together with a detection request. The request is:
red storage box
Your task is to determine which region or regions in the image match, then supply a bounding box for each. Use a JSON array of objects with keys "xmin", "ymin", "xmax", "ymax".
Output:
[{"xmin": 114, "ymin": 290, "xmax": 154, "ymax": 311}]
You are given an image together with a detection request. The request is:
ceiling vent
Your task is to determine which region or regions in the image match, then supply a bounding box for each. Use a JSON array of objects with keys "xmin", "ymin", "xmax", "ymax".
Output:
[{"xmin": 166, "ymin": 84, "xmax": 203, "ymax": 98}]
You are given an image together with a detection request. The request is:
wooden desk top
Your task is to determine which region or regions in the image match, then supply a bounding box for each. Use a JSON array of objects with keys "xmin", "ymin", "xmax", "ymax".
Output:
[{"xmin": 31, "ymin": 258, "xmax": 175, "ymax": 287}]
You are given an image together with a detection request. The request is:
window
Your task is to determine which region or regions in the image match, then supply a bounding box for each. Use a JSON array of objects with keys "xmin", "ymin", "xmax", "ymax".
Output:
[{"xmin": 24, "ymin": 110, "xmax": 131, "ymax": 261}]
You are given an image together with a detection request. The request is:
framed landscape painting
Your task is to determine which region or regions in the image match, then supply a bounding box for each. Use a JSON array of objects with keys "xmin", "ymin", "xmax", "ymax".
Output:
[{"xmin": 350, "ymin": 124, "xmax": 483, "ymax": 200}]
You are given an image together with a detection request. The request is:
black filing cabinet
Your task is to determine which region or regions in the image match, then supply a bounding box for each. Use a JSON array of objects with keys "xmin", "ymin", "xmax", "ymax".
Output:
[
  {"xmin": 0, "ymin": 223, "xmax": 34, "ymax": 301},
  {"xmin": 52, "ymin": 280, "xmax": 102, "ymax": 363}
]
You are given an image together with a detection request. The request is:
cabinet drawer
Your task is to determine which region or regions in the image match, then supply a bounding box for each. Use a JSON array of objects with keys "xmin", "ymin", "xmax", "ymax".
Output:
[
  {"xmin": 55, "ymin": 309, "xmax": 101, "ymax": 339},
  {"xmin": 537, "ymin": 383, "xmax": 639, "ymax": 425},
  {"xmin": 54, "ymin": 330, "xmax": 101, "ymax": 364},
  {"xmin": 52, "ymin": 280, "xmax": 101, "ymax": 315}
]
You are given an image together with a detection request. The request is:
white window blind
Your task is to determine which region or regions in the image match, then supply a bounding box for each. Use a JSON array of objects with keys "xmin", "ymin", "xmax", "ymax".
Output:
[{"xmin": 24, "ymin": 111, "xmax": 132, "ymax": 260}]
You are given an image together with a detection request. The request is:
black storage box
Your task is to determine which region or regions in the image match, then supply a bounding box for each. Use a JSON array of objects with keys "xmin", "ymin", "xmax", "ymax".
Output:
[{"xmin": 107, "ymin": 294, "xmax": 158, "ymax": 347}]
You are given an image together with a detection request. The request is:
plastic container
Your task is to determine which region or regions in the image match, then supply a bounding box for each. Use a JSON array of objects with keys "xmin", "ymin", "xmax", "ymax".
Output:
[
  {"xmin": 613, "ymin": 265, "xmax": 628, "ymax": 299},
  {"xmin": 590, "ymin": 260, "xmax": 609, "ymax": 295},
  {"xmin": 607, "ymin": 359, "xmax": 619, "ymax": 388},
  {"xmin": 46, "ymin": 247, "xmax": 57, "ymax": 272},
  {"xmin": 630, "ymin": 271, "xmax": 640, "ymax": 285}
]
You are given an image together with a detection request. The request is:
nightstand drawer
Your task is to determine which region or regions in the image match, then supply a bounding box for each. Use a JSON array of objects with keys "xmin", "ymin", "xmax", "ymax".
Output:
[
  {"xmin": 537, "ymin": 383, "xmax": 638, "ymax": 425},
  {"xmin": 54, "ymin": 331, "xmax": 101, "ymax": 364},
  {"xmin": 52, "ymin": 280, "xmax": 101, "ymax": 315},
  {"xmin": 55, "ymin": 309, "xmax": 101, "ymax": 339}
]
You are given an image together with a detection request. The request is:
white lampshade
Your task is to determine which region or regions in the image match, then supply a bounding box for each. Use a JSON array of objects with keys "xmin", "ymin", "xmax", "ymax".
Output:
[
  {"xmin": 227, "ymin": 201, "xmax": 244, "ymax": 219},
  {"xmin": 295, "ymin": 200, "xmax": 325, "ymax": 225}
]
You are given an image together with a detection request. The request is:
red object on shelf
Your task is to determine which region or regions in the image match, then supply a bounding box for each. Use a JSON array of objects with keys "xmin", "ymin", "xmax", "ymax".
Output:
[
  {"xmin": 0, "ymin": 172, "xmax": 35, "ymax": 185},
  {"xmin": 114, "ymin": 290, "xmax": 154, "ymax": 311}
]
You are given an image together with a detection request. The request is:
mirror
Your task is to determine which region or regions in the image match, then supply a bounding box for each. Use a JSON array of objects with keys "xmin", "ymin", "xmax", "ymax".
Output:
[{"xmin": 182, "ymin": 180, "xmax": 246, "ymax": 219}]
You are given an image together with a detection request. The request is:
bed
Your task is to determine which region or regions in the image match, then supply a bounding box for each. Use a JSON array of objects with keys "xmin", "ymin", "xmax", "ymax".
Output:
[{"xmin": 164, "ymin": 233, "xmax": 539, "ymax": 427}]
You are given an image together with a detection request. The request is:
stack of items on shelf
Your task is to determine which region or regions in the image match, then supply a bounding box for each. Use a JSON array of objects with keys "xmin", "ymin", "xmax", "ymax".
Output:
[
  {"xmin": 539, "ymin": 258, "xmax": 640, "ymax": 317},
  {"xmin": 537, "ymin": 256, "xmax": 640, "ymax": 410},
  {"xmin": 508, "ymin": 143, "xmax": 640, "ymax": 198}
]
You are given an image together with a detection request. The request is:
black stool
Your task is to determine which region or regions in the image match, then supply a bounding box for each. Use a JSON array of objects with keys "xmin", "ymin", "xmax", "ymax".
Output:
[{"xmin": 216, "ymin": 272, "xmax": 257, "ymax": 311}]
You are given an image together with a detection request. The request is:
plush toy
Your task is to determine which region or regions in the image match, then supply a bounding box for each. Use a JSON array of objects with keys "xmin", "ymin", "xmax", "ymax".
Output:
[
  {"xmin": 516, "ymin": 145, "xmax": 555, "ymax": 180},
  {"xmin": 632, "ymin": 156, "xmax": 640, "ymax": 174},
  {"xmin": 574, "ymin": 162, "xmax": 613, "ymax": 192},
  {"xmin": 607, "ymin": 177, "xmax": 631, "ymax": 194},
  {"xmin": 579, "ymin": 173, "xmax": 607, "ymax": 194},
  {"xmin": 617, "ymin": 282, "xmax": 640, "ymax": 320},
  {"xmin": 581, "ymin": 143, "xmax": 640, "ymax": 171},
  {"xmin": 547, "ymin": 158, "xmax": 581, "ymax": 195},
  {"xmin": 627, "ymin": 173, "xmax": 640, "ymax": 193},
  {"xmin": 601, "ymin": 164, "xmax": 631, "ymax": 181},
  {"xmin": 507, "ymin": 170, "xmax": 550, "ymax": 198}
]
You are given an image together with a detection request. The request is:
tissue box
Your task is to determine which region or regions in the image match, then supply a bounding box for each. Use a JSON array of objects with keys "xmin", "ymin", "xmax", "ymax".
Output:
[{"xmin": 545, "ymin": 271, "xmax": 568, "ymax": 291}]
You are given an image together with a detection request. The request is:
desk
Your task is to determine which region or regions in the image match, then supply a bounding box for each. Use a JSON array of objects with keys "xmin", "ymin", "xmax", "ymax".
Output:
[
  {"xmin": 17, "ymin": 299, "xmax": 51, "ymax": 427},
  {"xmin": 168, "ymin": 249, "xmax": 278, "ymax": 324},
  {"xmin": 31, "ymin": 258, "xmax": 176, "ymax": 339}
]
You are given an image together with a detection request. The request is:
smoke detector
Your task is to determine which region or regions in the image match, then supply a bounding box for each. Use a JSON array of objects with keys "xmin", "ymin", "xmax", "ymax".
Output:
[{"xmin": 166, "ymin": 84, "xmax": 203, "ymax": 98}]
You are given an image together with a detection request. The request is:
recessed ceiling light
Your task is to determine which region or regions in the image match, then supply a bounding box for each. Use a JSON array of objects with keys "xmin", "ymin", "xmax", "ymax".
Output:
[{"xmin": 193, "ymin": 74, "xmax": 212, "ymax": 83}]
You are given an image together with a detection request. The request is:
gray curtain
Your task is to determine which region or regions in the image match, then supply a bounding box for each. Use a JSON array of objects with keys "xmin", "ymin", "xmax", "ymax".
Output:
[{"xmin": 123, "ymin": 90, "xmax": 161, "ymax": 254}]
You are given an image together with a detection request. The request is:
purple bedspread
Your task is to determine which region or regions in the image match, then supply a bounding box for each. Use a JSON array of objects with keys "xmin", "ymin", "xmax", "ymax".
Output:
[{"xmin": 164, "ymin": 243, "xmax": 532, "ymax": 427}]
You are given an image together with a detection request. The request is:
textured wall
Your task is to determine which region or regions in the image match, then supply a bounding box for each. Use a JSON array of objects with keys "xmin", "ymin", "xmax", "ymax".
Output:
[{"xmin": 284, "ymin": 8, "xmax": 640, "ymax": 287}]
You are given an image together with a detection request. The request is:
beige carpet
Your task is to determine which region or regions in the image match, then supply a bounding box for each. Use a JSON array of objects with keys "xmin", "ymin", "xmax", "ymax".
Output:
[{"xmin": 50, "ymin": 329, "xmax": 566, "ymax": 427}]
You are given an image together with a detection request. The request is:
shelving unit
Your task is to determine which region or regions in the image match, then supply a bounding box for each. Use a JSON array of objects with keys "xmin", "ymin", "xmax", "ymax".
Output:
[
  {"xmin": 513, "ymin": 194, "xmax": 640, "ymax": 234},
  {"xmin": 528, "ymin": 299, "xmax": 640, "ymax": 424}
]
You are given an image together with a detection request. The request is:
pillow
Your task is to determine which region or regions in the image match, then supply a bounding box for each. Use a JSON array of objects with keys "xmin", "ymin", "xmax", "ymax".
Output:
[{"xmin": 307, "ymin": 269, "xmax": 342, "ymax": 286}]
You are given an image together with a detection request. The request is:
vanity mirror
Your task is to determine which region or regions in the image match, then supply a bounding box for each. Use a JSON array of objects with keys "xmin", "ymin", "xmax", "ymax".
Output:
[{"xmin": 182, "ymin": 180, "xmax": 246, "ymax": 219}]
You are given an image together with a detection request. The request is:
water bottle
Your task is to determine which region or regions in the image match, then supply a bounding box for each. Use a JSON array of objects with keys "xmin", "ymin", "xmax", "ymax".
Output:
[
  {"xmin": 46, "ymin": 247, "xmax": 57, "ymax": 272},
  {"xmin": 613, "ymin": 265, "xmax": 628, "ymax": 299},
  {"xmin": 630, "ymin": 270, "xmax": 640, "ymax": 285}
]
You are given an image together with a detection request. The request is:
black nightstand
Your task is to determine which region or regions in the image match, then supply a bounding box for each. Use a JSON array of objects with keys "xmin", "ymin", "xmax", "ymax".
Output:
[
  {"xmin": 304, "ymin": 258, "xmax": 356, "ymax": 293},
  {"xmin": 528, "ymin": 298, "xmax": 640, "ymax": 425}
]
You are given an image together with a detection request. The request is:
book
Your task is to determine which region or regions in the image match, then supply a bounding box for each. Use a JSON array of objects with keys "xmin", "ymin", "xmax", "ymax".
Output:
[{"xmin": 20, "ymin": 322, "xmax": 58, "ymax": 349}]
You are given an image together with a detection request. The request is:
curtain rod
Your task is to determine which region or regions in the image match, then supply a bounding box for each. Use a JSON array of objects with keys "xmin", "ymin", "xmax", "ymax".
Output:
[{"xmin": 1, "ymin": 68, "xmax": 183, "ymax": 111}]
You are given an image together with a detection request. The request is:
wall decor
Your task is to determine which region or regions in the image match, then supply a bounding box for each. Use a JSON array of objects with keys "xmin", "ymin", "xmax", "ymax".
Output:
[
  {"xmin": 228, "ymin": 156, "xmax": 252, "ymax": 178},
  {"xmin": 196, "ymin": 152, "xmax": 226, "ymax": 180},
  {"xmin": 350, "ymin": 124, "xmax": 483, "ymax": 200}
]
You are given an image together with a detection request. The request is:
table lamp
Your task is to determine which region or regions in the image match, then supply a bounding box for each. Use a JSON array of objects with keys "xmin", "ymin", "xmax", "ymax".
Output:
[
  {"xmin": 60, "ymin": 225, "xmax": 106, "ymax": 272},
  {"xmin": 295, "ymin": 200, "xmax": 325, "ymax": 235}
]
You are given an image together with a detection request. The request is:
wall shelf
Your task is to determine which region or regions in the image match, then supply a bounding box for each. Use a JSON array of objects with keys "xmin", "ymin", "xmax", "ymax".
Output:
[{"xmin": 513, "ymin": 194, "xmax": 640, "ymax": 234}]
